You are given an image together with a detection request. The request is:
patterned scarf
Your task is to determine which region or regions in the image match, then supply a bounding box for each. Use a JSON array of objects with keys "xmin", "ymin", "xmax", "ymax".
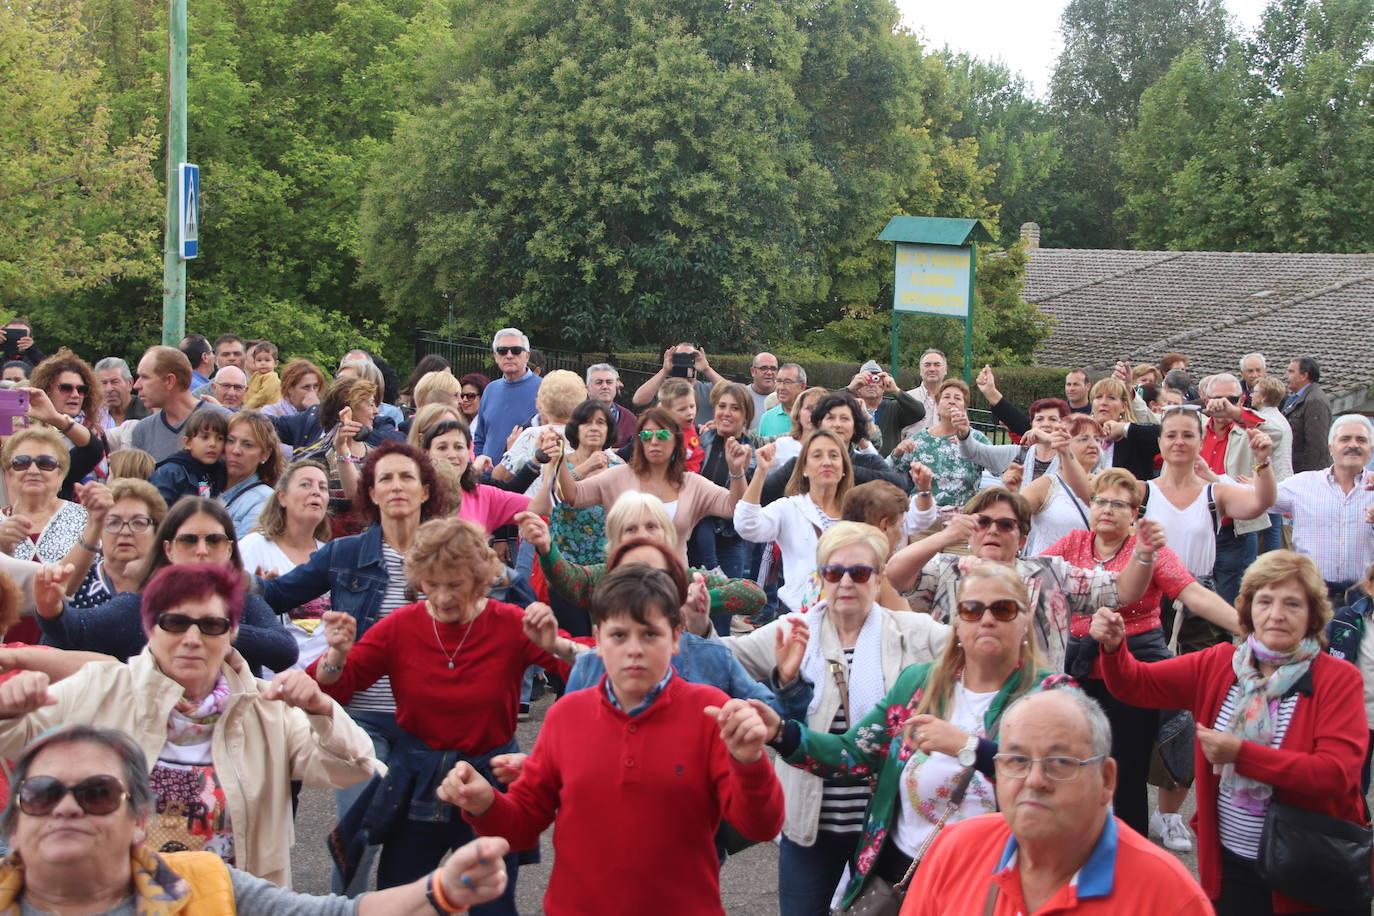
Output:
[
  {"xmin": 0, "ymin": 845, "xmax": 192, "ymax": 916},
  {"xmin": 1222, "ymin": 634, "xmax": 1320, "ymax": 814},
  {"xmin": 166, "ymin": 674, "xmax": 231, "ymax": 749}
]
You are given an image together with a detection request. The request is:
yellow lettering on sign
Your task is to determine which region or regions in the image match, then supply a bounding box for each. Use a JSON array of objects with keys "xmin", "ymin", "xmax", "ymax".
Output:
[
  {"xmin": 898, "ymin": 291, "xmax": 919, "ymax": 304},
  {"xmin": 896, "ymin": 251, "xmax": 913, "ymax": 266},
  {"xmin": 932, "ymin": 253, "xmax": 969, "ymax": 268},
  {"xmin": 909, "ymin": 272, "xmax": 954, "ymax": 288}
]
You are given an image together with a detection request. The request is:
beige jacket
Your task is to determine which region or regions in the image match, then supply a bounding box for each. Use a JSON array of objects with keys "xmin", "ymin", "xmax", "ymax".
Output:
[
  {"xmin": 1211, "ymin": 413, "xmax": 1282, "ymax": 536},
  {"xmin": 0, "ymin": 647, "xmax": 384, "ymax": 887},
  {"xmin": 723, "ymin": 606, "xmax": 949, "ymax": 846}
]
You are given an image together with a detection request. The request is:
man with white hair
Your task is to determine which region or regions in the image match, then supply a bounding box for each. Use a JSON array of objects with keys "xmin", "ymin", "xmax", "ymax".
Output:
[
  {"xmin": 473, "ymin": 328, "xmax": 541, "ymax": 460},
  {"xmin": 1272, "ymin": 414, "xmax": 1374, "ymax": 605},
  {"xmin": 211, "ymin": 365, "xmax": 248, "ymax": 410},
  {"xmin": 1197, "ymin": 372, "xmax": 1282, "ymax": 604},
  {"xmin": 1238, "ymin": 352, "xmax": 1266, "ymax": 405},
  {"xmin": 903, "ymin": 687, "xmax": 1210, "ymax": 915},
  {"xmin": 585, "ymin": 363, "xmax": 636, "ymax": 447}
]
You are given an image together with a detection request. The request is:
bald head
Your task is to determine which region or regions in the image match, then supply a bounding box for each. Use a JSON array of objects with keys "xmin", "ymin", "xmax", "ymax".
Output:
[{"xmin": 212, "ymin": 366, "xmax": 248, "ymax": 409}]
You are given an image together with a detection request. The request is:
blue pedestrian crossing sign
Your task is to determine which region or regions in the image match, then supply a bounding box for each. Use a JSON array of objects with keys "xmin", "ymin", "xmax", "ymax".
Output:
[{"xmin": 179, "ymin": 163, "xmax": 200, "ymax": 260}]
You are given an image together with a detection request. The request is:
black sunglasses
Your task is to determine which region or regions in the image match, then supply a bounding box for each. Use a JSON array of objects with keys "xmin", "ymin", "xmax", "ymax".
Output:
[
  {"xmin": 156, "ymin": 612, "xmax": 234, "ymax": 636},
  {"xmin": 973, "ymin": 514, "xmax": 1019, "ymax": 533},
  {"xmin": 819, "ymin": 564, "xmax": 876, "ymax": 584},
  {"xmin": 9, "ymin": 455, "xmax": 60, "ymax": 473},
  {"xmin": 494, "ymin": 346, "xmax": 525, "ymax": 356},
  {"xmin": 956, "ymin": 599, "xmax": 1023, "ymax": 622},
  {"xmin": 18, "ymin": 774, "xmax": 127, "ymax": 817},
  {"xmin": 57, "ymin": 383, "xmax": 89, "ymax": 396},
  {"xmin": 172, "ymin": 532, "xmax": 233, "ymax": 549}
]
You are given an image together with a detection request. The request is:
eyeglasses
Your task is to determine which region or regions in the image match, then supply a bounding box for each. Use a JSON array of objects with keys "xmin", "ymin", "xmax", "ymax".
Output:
[
  {"xmin": 57, "ymin": 383, "xmax": 89, "ymax": 396},
  {"xmin": 1162, "ymin": 404, "xmax": 1203, "ymax": 414},
  {"xmin": 992, "ymin": 753, "xmax": 1107, "ymax": 781},
  {"xmin": 819, "ymin": 564, "xmax": 876, "ymax": 584},
  {"xmin": 973, "ymin": 514, "xmax": 1019, "ymax": 533},
  {"xmin": 18, "ymin": 774, "xmax": 127, "ymax": 817},
  {"xmin": 752, "ymin": 365, "xmax": 779, "ymax": 373},
  {"xmin": 458, "ymin": 392, "xmax": 478, "ymax": 401},
  {"xmin": 1089, "ymin": 497, "xmax": 1134, "ymax": 513},
  {"xmin": 156, "ymin": 612, "xmax": 234, "ymax": 636},
  {"xmin": 638, "ymin": 429, "xmax": 673, "ymax": 442},
  {"xmin": 9, "ymin": 455, "xmax": 60, "ymax": 473},
  {"xmin": 955, "ymin": 599, "xmax": 1023, "ymax": 622},
  {"xmin": 215, "ymin": 383, "xmax": 246, "ymax": 391},
  {"xmin": 494, "ymin": 346, "xmax": 525, "ymax": 356},
  {"xmin": 104, "ymin": 515, "xmax": 154, "ymax": 534},
  {"xmin": 171, "ymin": 532, "xmax": 233, "ymax": 549}
]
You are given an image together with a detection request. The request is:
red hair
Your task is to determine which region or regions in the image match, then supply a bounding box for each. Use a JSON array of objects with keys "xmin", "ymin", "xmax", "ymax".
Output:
[{"xmin": 141, "ymin": 563, "xmax": 245, "ymax": 633}]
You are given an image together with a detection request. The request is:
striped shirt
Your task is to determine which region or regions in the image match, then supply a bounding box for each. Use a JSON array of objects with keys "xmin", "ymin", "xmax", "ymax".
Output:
[
  {"xmin": 1214, "ymin": 684, "xmax": 1298, "ymax": 859},
  {"xmin": 346, "ymin": 544, "xmax": 408, "ymax": 714},
  {"xmin": 817, "ymin": 647, "xmax": 872, "ymax": 836},
  {"xmin": 1273, "ymin": 468, "xmax": 1374, "ymax": 583}
]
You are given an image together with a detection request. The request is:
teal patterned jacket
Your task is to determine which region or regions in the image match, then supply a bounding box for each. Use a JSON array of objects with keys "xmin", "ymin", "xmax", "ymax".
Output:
[{"xmin": 782, "ymin": 662, "xmax": 1055, "ymax": 908}]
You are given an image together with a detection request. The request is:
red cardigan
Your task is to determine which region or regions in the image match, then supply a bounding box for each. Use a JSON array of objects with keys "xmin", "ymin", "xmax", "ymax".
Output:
[
  {"xmin": 467, "ymin": 675, "xmax": 785, "ymax": 915},
  {"xmin": 1100, "ymin": 643, "xmax": 1368, "ymax": 912}
]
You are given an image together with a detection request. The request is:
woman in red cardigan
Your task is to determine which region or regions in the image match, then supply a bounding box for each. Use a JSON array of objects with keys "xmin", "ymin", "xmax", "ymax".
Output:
[{"xmin": 1091, "ymin": 550, "xmax": 1369, "ymax": 916}]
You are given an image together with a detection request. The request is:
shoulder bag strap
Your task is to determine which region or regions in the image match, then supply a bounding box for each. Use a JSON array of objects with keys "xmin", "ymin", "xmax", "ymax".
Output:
[
  {"xmin": 828, "ymin": 659, "xmax": 853, "ymax": 727},
  {"xmin": 893, "ymin": 764, "xmax": 978, "ymax": 891},
  {"xmin": 1206, "ymin": 483, "xmax": 1222, "ymax": 534},
  {"xmin": 1057, "ymin": 474, "xmax": 1092, "ymax": 530}
]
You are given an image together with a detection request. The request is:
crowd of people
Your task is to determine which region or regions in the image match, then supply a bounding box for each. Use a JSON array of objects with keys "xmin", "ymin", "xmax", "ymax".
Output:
[{"xmin": 0, "ymin": 319, "xmax": 1366, "ymax": 915}]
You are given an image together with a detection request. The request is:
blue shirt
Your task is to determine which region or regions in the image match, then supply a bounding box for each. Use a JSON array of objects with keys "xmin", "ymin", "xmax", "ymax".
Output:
[
  {"xmin": 472, "ymin": 371, "xmax": 541, "ymax": 460},
  {"xmin": 605, "ymin": 667, "xmax": 674, "ymax": 717}
]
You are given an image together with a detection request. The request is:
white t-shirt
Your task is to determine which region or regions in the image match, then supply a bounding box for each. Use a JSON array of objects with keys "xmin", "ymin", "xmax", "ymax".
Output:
[
  {"xmin": 892, "ymin": 683, "xmax": 998, "ymax": 857},
  {"xmin": 240, "ymin": 532, "xmax": 329, "ymax": 671}
]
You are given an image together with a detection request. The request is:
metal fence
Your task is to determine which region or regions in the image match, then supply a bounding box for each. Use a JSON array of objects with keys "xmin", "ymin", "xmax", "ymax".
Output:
[{"xmin": 413, "ymin": 331, "xmax": 1005, "ymax": 440}]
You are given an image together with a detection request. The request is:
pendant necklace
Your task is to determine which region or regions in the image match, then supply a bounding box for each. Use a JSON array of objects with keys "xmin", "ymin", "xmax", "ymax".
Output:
[{"xmin": 432, "ymin": 609, "xmax": 477, "ymax": 670}]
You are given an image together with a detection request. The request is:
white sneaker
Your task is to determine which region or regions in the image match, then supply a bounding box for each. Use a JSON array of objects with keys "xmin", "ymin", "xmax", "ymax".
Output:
[{"xmin": 1150, "ymin": 810, "xmax": 1193, "ymax": 852}]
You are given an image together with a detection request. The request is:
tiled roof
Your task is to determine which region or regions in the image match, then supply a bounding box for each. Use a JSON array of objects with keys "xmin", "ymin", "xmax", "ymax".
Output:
[{"xmin": 1024, "ymin": 248, "xmax": 1374, "ymax": 407}]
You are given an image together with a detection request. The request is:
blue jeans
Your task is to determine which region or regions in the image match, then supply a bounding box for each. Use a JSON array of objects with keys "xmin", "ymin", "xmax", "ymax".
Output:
[
  {"xmin": 688, "ymin": 517, "xmax": 720, "ymax": 570},
  {"xmin": 1259, "ymin": 513, "xmax": 1284, "ymax": 553},
  {"xmin": 1212, "ymin": 526, "xmax": 1257, "ymax": 605},
  {"xmin": 778, "ymin": 832, "xmax": 859, "ymax": 916},
  {"xmin": 331, "ymin": 708, "xmax": 404, "ymax": 895}
]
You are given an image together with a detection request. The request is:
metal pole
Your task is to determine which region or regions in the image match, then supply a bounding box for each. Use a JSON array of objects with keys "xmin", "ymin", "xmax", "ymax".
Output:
[
  {"xmin": 964, "ymin": 242, "xmax": 977, "ymax": 383},
  {"xmin": 890, "ymin": 307, "xmax": 900, "ymax": 378},
  {"xmin": 161, "ymin": 0, "xmax": 187, "ymax": 345}
]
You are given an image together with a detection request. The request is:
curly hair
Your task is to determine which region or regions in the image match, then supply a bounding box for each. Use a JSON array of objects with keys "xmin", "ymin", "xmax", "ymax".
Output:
[
  {"xmin": 354, "ymin": 440, "xmax": 446, "ymax": 526},
  {"xmin": 30, "ymin": 348, "xmax": 99, "ymax": 429},
  {"xmin": 403, "ymin": 517, "xmax": 498, "ymax": 605}
]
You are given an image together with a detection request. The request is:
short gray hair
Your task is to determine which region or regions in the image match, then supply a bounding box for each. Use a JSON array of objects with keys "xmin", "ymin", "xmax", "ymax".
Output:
[
  {"xmin": 585, "ymin": 363, "xmax": 618, "ymax": 384},
  {"xmin": 491, "ymin": 328, "xmax": 530, "ymax": 352},
  {"xmin": 93, "ymin": 357, "xmax": 132, "ymax": 381},
  {"xmin": 1003, "ymin": 683, "xmax": 1112, "ymax": 758},
  {"xmin": 780, "ymin": 362, "xmax": 807, "ymax": 384},
  {"xmin": 1202, "ymin": 372, "xmax": 1240, "ymax": 397},
  {"xmin": 0, "ymin": 725, "xmax": 154, "ymax": 840},
  {"xmin": 1329, "ymin": 414, "xmax": 1374, "ymax": 446},
  {"xmin": 1240, "ymin": 352, "xmax": 1266, "ymax": 372}
]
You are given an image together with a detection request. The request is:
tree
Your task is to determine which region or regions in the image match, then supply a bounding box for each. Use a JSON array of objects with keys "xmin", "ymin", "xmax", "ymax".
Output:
[{"xmin": 0, "ymin": 0, "xmax": 160, "ymax": 303}]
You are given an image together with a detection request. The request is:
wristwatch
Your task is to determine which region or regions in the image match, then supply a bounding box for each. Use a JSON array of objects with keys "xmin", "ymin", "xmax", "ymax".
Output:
[{"xmin": 957, "ymin": 735, "xmax": 978, "ymax": 767}]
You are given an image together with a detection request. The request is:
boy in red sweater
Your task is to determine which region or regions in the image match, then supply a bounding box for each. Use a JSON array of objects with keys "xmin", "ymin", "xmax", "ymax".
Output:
[{"xmin": 439, "ymin": 564, "xmax": 784, "ymax": 916}]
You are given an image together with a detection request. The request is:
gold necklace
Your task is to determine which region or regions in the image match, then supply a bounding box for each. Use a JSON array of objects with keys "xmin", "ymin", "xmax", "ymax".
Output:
[{"xmin": 431, "ymin": 605, "xmax": 479, "ymax": 670}]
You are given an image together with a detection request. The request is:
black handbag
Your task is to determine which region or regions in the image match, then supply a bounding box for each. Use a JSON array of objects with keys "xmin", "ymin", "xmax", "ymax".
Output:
[{"xmin": 1256, "ymin": 800, "xmax": 1373, "ymax": 910}]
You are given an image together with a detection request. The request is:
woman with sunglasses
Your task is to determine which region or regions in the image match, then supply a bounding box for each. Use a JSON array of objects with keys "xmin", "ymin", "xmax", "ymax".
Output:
[
  {"xmin": 704, "ymin": 522, "xmax": 947, "ymax": 916},
  {"xmin": 1043, "ymin": 468, "xmax": 1239, "ymax": 839},
  {"xmin": 23, "ymin": 348, "xmax": 106, "ymax": 499},
  {"xmin": 0, "ymin": 563, "xmax": 381, "ymax": 886},
  {"xmin": 458, "ymin": 372, "xmax": 487, "ymax": 431},
  {"xmin": 70, "ymin": 478, "xmax": 167, "ymax": 609},
  {"xmin": 35, "ymin": 496, "xmax": 298, "ymax": 674},
  {"xmin": 552, "ymin": 406, "xmax": 749, "ymax": 565}
]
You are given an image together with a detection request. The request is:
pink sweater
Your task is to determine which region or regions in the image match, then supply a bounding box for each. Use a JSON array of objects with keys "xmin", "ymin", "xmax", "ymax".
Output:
[
  {"xmin": 564, "ymin": 464, "xmax": 735, "ymax": 563},
  {"xmin": 457, "ymin": 484, "xmax": 530, "ymax": 535}
]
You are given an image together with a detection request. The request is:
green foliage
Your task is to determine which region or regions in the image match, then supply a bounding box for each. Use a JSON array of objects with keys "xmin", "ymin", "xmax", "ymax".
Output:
[{"xmin": 0, "ymin": 0, "xmax": 160, "ymax": 302}]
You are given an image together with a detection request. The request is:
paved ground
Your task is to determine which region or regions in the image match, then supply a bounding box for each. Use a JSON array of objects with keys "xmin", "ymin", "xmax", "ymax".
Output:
[{"xmin": 289, "ymin": 690, "xmax": 1208, "ymax": 913}]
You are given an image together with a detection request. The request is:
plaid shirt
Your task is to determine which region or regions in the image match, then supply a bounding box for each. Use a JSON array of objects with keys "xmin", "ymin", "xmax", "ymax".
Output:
[
  {"xmin": 1273, "ymin": 468, "xmax": 1374, "ymax": 583},
  {"xmin": 903, "ymin": 554, "xmax": 1119, "ymax": 672}
]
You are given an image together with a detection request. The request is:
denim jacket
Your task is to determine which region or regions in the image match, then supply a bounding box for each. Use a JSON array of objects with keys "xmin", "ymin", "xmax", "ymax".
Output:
[
  {"xmin": 564, "ymin": 632, "xmax": 811, "ymax": 719},
  {"xmin": 220, "ymin": 474, "xmax": 272, "ymax": 539},
  {"xmin": 261, "ymin": 524, "xmax": 393, "ymax": 637}
]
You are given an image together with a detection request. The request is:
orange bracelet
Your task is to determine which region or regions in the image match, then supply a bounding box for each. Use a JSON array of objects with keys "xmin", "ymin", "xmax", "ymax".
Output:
[{"xmin": 427, "ymin": 870, "xmax": 469, "ymax": 915}]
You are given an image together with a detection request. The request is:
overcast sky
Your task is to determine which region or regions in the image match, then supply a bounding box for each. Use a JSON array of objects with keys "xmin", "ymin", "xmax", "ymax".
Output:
[{"xmin": 892, "ymin": 0, "xmax": 1273, "ymax": 97}]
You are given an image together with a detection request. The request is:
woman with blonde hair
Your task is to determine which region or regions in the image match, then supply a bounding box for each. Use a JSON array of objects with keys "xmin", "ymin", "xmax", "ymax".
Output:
[
  {"xmin": 1092, "ymin": 376, "xmax": 1162, "ymax": 479},
  {"xmin": 412, "ymin": 370, "xmax": 461, "ymax": 409},
  {"xmin": 406, "ymin": 402, "xmax": 463, "ymax": 448},
  {"xmin": 719, "ymin": 522, "xmax": 954, "ymax": 915},
  {"xmin": 312, "ymin": 516, "xmax": 574, "ymax": 905},
  {"xmin": 69, "ymin": 478, "xmax": 166, "ymax": 609},
  {"xmin": 220, "ymin": 409, "xmax": 284, "ymax": 537}
]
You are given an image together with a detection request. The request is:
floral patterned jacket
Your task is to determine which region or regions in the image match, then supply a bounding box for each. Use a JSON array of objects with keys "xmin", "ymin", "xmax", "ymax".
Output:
[
  {"xmin": 537, "ymin": 541, "xmax": 765, "ymax": 617},
  {"xmin": 781, "ymin": 662, "xmax": 1055, "ymax": 909}
]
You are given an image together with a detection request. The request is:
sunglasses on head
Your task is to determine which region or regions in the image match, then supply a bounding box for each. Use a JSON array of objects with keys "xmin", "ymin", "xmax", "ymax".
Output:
[
  {"xmin": 9, "ymin": 455, "xmax": 59, "ymax": 473},
  {"xmin": 18, "ymin": 774, "xmax": 126, "ymax": 817},
  {"xmin": 494, "ymin": 345, "xmax": 525, "ymax": 356},
  {"xmin": 638, "ymin": 429, "xmax": 673, "ymax": 442},
  {"xmin": 172, "ymin": 532, "xmax": 233, "ymax": 549},
  {"xmin": 156, "ymin": 612, "xmax": 234, "ymax": 636},
  {"xmin": 57, "ymin": 383, "xmax": 89, "ymax": 396},
  {"xmin": 973, "ymin": 514, "xmax": 1019, "ymax": 533},
  {"xmin": 955, "ymin": 598, "xmax": 1023, "ymax": 622},
  {"xmin": 819, "ymin": 564, "xmax": 876, "ymax": 584}
]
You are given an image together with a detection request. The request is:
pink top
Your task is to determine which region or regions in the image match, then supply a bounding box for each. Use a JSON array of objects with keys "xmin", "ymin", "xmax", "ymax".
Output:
[
  {"xmin": 1041, "ymin": 529, "xmax": 1193, "ymax": 640},
  {"xmin": 457, "ymin": 484, "xmax": 530, "ymax": 535},
  {"xmin": 565, "ymin": 464, "xmax": 735, "ymax": 563}
]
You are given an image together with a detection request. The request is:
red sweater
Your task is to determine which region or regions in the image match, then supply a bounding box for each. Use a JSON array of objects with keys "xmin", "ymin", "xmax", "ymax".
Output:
[
  {"xmin": 467, "ymin": 676, "xmax": 785, "ymax": 915},
  {"xmin": 310, "ymin": 600, "xmax": 567, "ymax": 754},
  {"xmin": 1100, "ymin": 643, "xmax": 1369, "ymax": 912}
]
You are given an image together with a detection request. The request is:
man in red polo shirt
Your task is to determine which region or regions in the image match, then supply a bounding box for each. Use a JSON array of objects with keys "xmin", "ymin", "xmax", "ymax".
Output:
[{"xmin": 901, "ymin": 687, "xmax": 1210, "ymax": 916}]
